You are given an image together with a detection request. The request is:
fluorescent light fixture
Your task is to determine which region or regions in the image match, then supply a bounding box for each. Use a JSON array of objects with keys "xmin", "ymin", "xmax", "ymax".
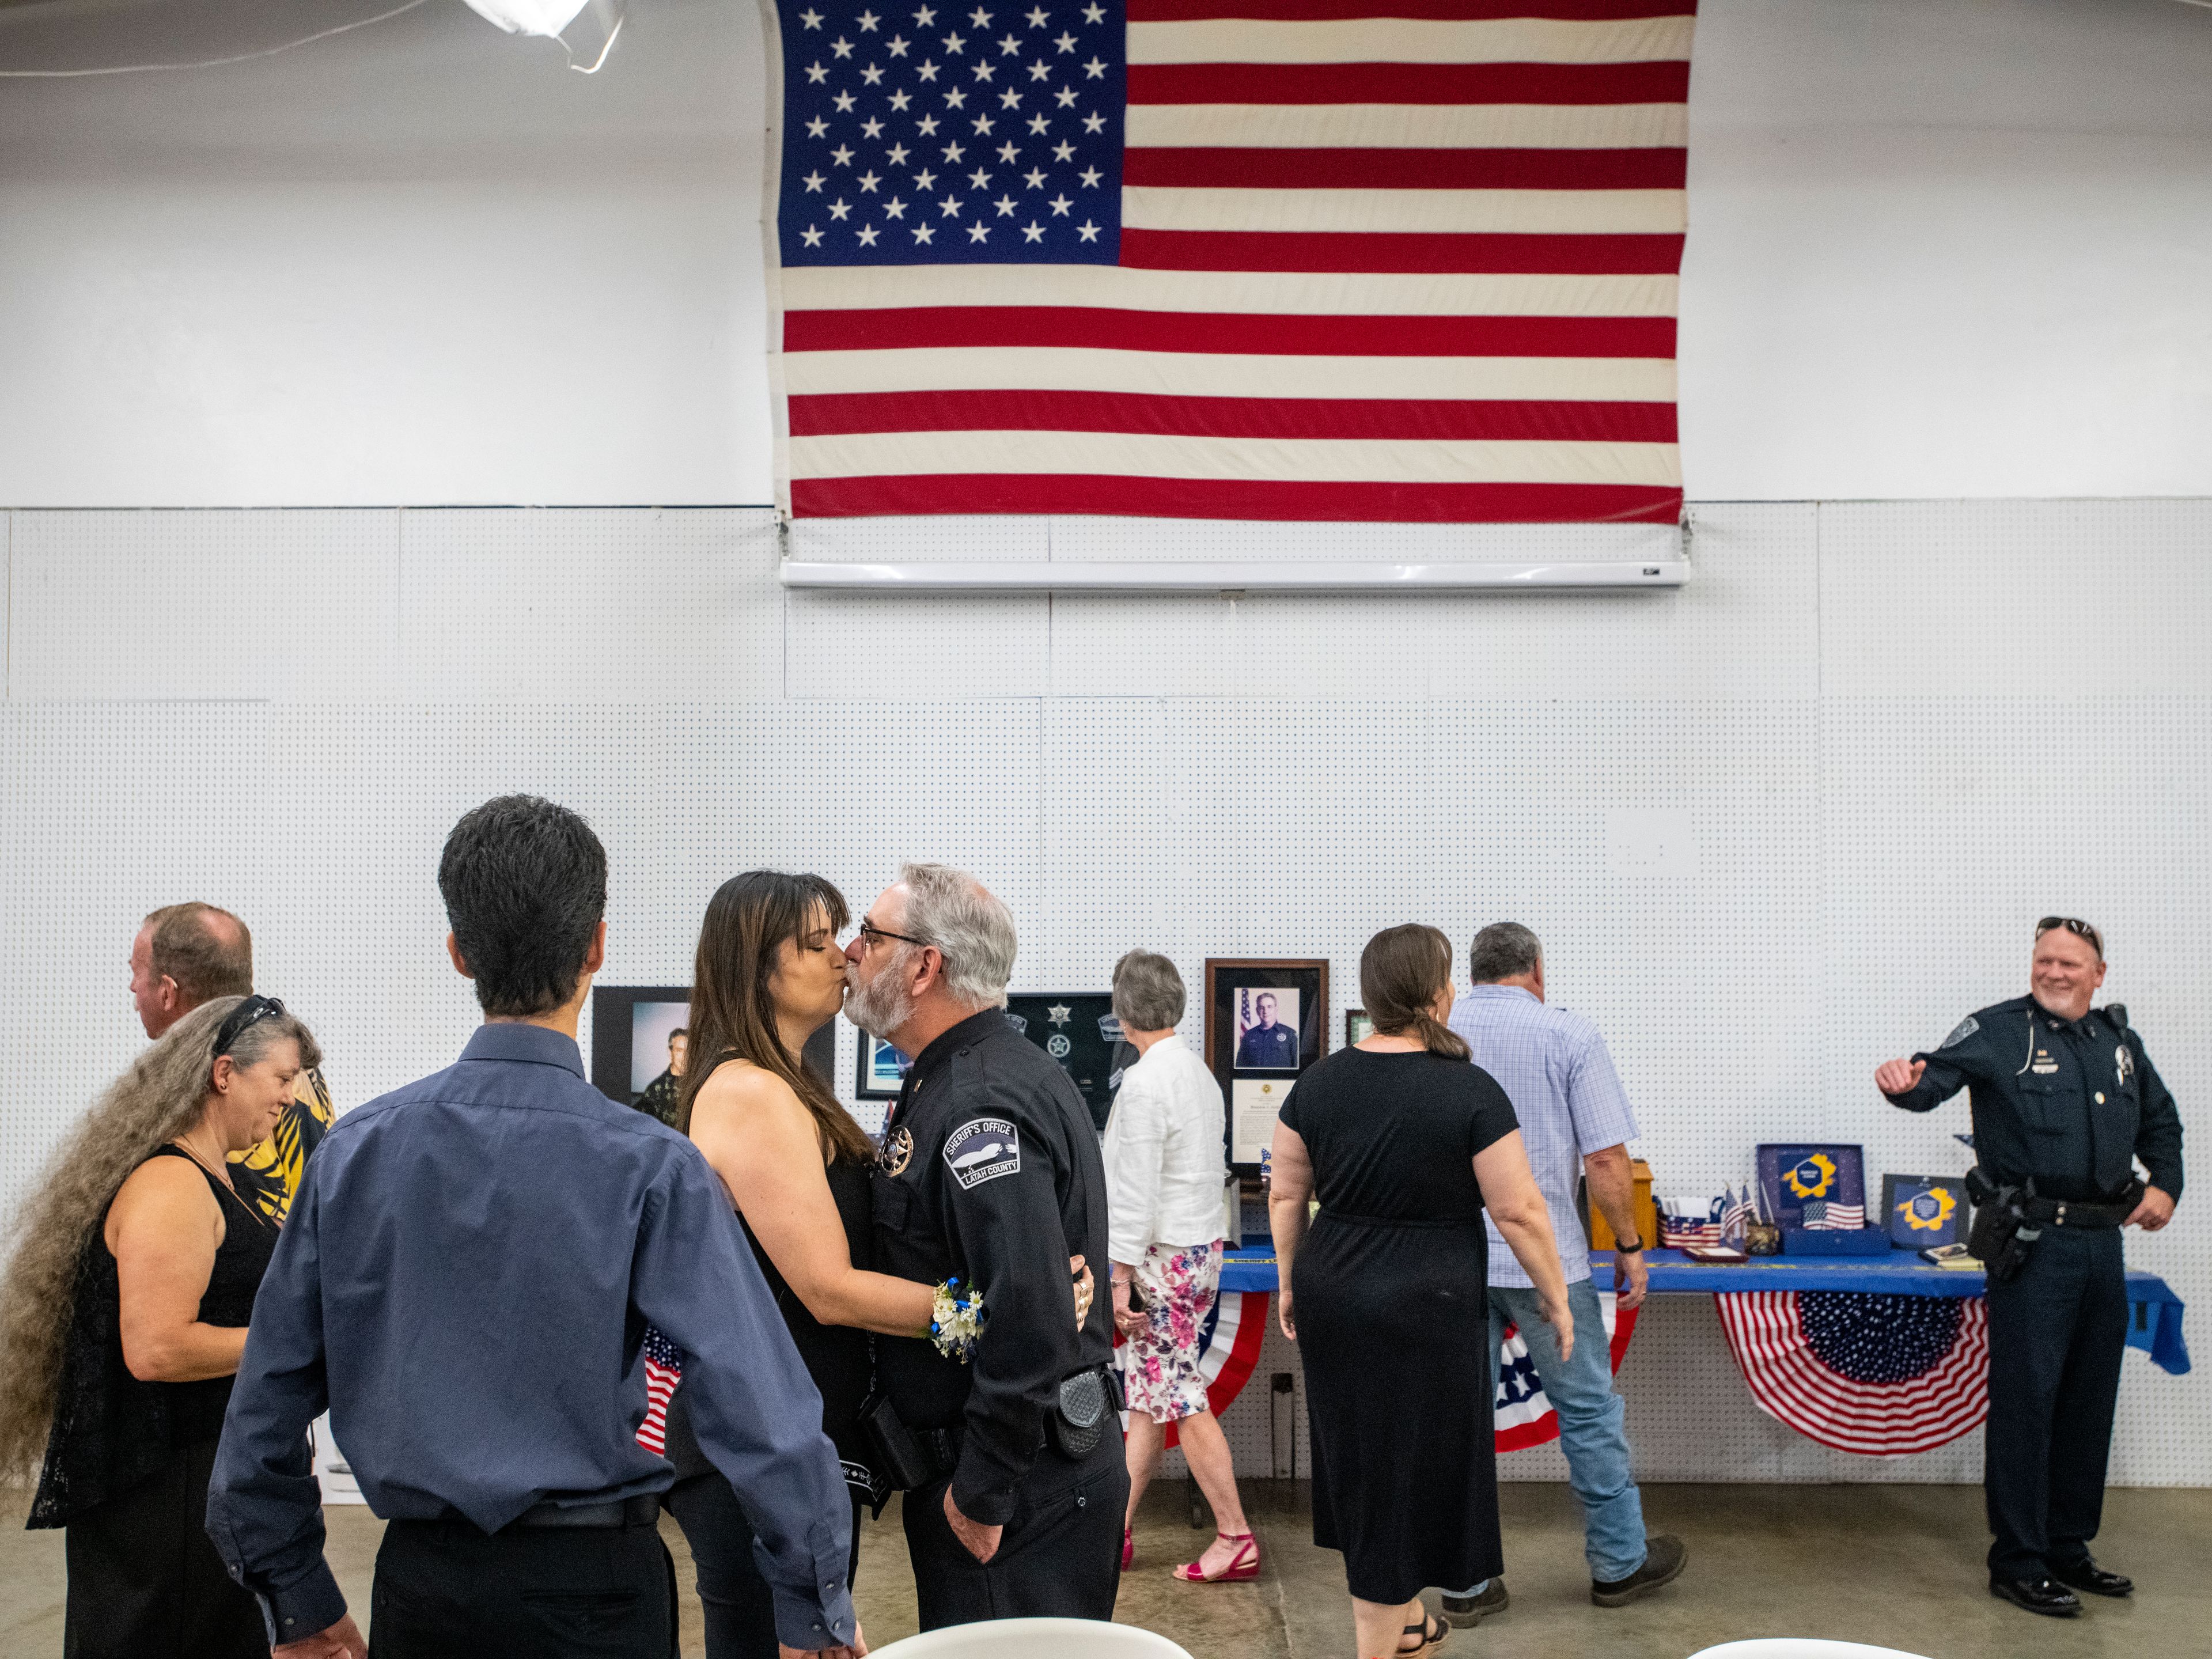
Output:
[{"xmin": 779, "ymin": 559, "xmax": 1689, "ymax": 592}]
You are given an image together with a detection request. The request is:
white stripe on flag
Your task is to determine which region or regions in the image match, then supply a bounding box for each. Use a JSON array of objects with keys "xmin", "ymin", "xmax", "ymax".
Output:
[
  {"xmin": 1125, "ymin": 15, "xmax": 1697, "ymax": 67},
  {"xmin": 781, "ymin": 264, "xmax": 1682, "ymax": 319},
  {"xmin": 1123, "ymin": 103, "xmax": 1690, "ymax": 152},
  {"xmin": 789, "ymin": 431, "xmax": 1683, "ymax": 486},
  {"xmin": 1120, "ymin": 186, "xmax": 1689, "ymax": 237},
  {"xmin": 781, "ymin": 347, "xmax": 1679, "ymax": 402}
]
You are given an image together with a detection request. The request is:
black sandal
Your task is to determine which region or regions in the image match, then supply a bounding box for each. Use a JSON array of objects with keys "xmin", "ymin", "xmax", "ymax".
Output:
[{"xmin": 1397, "ymin": 1611, "xmax": 1449, "ymax": 1659}]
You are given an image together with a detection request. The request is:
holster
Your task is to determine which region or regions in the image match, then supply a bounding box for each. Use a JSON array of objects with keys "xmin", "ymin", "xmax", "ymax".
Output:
[
  {"xmin": 857, "ymin": 1390, "xmax": 938, "ymax": 1492},
  {"xmin": 1964, "ymin": 1167, "xmax": 2039, "ymax": 1283}
]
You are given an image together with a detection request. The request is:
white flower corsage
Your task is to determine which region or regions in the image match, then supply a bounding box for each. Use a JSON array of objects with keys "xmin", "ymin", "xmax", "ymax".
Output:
[{"xmin": 929, "ymin": 1277, "xmax": 987, "ymax": 1362}]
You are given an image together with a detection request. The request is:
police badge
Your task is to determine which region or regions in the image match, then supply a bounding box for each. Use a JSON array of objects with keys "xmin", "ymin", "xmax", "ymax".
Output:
[
  {"xmin": 880, "ymin": 1125, "xmax": 914, "ymax": 1177},
  {"xmin": 2116, "ymin": 1044, "xmax": 2135, "ymax": 1084}
]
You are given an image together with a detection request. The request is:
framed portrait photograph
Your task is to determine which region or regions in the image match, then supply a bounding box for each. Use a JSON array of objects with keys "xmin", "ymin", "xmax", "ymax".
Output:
[
  {"xmin": 1003, "ymin": 993, "xmax": 1135, "ymax": 1134},
  {"xmin": 1205, "ymin": 959, "xmax": 1327, "ymax": 1175},
  {"xmin": 1756, "ymin": 1142, "xmax": 1868, "ymax": 1230},
  {"xmin": 1882, "ymin": 1173, "xmax": 1967, "ymax": 1249},
  {"xmin": 854, "ymin": 1028, "xmax": 914, "ymax": 1100},
  {"xmin": 589, "ymin": 985, "xmax": 692, "ymax": 1105},
  {"xmin": 1345, "ymin": 1008, "xmax": 1373, "ymax": 1047}
]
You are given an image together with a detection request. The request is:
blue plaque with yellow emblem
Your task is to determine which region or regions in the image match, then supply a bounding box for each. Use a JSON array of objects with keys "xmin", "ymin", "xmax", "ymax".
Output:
[
  {"xmin": 1756, "ymin": 1143, "xmax": 1868, "ymax": 1230},
  {"xmin": 1881, "ymin": 1173, "xmax": 1966, "ymax": 1250}
]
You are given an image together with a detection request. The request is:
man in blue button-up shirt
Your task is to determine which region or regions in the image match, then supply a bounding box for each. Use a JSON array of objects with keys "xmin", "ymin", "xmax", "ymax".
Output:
[{"xmin": 206, "ymin": 796, "xmax": 862, "ymax": 1659}]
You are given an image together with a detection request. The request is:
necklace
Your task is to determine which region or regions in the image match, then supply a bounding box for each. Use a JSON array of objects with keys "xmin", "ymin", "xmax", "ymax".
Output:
[{"xmin": 169, "ymin": 1137, "xmax": 273, "ymax": 1228}]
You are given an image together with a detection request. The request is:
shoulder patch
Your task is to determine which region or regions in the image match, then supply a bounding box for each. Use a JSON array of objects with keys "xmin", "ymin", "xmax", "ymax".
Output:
[
  {"xmin": 1939, "ymin": 1016, "xmax": 1979, "ymax": 1050},
  {"xmin": 943, "ymin": 1118, "xmax": 1021, "ymax": 1190}
]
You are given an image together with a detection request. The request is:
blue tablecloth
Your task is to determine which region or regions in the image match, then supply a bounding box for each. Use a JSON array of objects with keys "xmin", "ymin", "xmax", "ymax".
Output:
[{"xmin": 1218, "ymin": 1244, "xmax": 2190, "ymax": 1376}]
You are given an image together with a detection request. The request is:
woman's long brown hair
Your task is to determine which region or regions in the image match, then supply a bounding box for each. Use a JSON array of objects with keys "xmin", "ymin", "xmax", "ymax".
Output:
[
  {"xmin": 1358, "ymin": 923, "xmax": 1472, "ymax": 1061},
  {"xmin": 677, "ymin": 871, "xmax": 877, "ymax": 1164}
]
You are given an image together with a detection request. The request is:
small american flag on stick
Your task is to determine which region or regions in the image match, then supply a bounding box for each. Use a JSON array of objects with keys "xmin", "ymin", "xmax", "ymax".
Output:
[{"xmin": 636, "ymin": 1326, "xmax": 683, "ymax": 1456}]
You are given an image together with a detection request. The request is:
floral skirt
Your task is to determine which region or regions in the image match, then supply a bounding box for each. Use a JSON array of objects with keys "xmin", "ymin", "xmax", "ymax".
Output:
[{"xmin": 1123, "ymin": 1239, "xmax": 1224, "ymax": 1423}]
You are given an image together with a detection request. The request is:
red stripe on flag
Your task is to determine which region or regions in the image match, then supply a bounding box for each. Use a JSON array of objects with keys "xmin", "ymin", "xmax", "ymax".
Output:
[
  {"xmin": 1124, "ymin": 147, "xmax": 1688, "ymax": 191},
  {"xmin": 1129, "ymin": 0, "xmax": 1694, "ymax": 17},
  {"xmin": 1119, "ymin": 229, "xmax": 1685, "ymax": 274},
  {"xmin": 790, "ymin": 391, "xmax": 1679, "ymax": 442},
  {"xmin": 785, "ymin": 307, "xmax": 1673, "ymax": 358},
  {"xmin": 792, "ymin": 475, "xmax": 1681, "ymax": 521},
  {"xmin": 1127, "ymin": 60, "xmax": 1691, "ymax": 105}
]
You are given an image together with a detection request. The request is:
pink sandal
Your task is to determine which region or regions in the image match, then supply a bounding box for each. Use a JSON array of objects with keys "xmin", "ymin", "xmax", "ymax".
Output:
[{"xmin": 1173, "ymin": 1531, "xmax": 1260, "ymax": 1583}]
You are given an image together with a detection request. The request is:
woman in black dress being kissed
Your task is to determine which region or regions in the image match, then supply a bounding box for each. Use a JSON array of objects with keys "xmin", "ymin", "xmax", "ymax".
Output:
[
  {"xmin": 659, "ymin": 872, "xmax": 1090, "ymax": 1658},
  {"xmin": 1271, "ymin": 925, "xmax": 1572, "ymax": 1659}
]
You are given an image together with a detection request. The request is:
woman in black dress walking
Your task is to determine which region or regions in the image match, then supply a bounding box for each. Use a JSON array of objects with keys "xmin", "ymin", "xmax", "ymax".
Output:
[{"xmin": 1272, "ymin": 925, "xmax": 1572, "ymax": 1659}]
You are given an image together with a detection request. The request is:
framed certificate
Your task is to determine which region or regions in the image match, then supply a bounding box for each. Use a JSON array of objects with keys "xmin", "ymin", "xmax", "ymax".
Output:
[
  {"xmin": 1882, "ymin": 1173, "xmax": 1967, "ymax": 1249},
  {"xmin": 1344, "ymin": 1008, "xmax": 1373, "ymax": 1047},
  {"xmin": 1205, "ymin": 959, "xmax": 1327, "ymax": 1174}
]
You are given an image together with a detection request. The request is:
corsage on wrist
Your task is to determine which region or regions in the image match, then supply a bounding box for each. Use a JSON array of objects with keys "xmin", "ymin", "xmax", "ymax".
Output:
[{"xmin": 929, "ymin": 1277, "xmax": 987, "ymax": 1362}]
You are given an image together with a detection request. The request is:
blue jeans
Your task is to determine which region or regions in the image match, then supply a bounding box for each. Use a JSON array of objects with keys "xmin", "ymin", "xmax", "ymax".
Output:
[{"xmin": 1455, "ymin": 1278, "xmax": 1646, "ymax": 1589}]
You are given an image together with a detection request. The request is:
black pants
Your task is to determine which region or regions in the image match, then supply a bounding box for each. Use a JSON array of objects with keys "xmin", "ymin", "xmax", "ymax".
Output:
[
  {"xmin": 1983, "ymin": 1226, "xmax": 2128, "ymax": 1581},
  {"xmin": 369, "ymin": 1514, "xmax": 678, "ymax": 1659},
  {"xmin": 663, "ymin": 1473, "xmax": 864, "ymax": 1659},
  {"xmin": 63, "ymin": 1439, "xmax": 265, "ymax": 1659},
  {"xmin": 902, "ymin": 1437, "xmax": 1127, "ymax": 1631}
]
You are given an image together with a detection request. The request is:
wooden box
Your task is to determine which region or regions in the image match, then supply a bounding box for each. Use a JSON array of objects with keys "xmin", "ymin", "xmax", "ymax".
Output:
[{"xmin": 1584, "ymin": 1160, "xmax": 1657, "ymax": 1251}]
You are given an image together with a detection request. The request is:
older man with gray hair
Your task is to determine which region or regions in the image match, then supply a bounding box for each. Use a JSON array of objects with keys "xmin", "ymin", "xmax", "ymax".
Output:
[
  {"xmin": 843, "ymin": 863, "xmax": 1124, "ymax": 1628},
  {"xmin": 1442, "ymin": 922, "xmax": 1684, "ymax": 1624}
]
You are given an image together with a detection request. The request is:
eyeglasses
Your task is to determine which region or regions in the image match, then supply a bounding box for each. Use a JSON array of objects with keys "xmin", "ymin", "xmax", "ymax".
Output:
[
  {"xmin": 854, "ymin": 919, "xmax": 930, "ymax": 952},
  {"xmin": 2035, "ymin": 916, "xmax": 2103, "ymax": 959},
  {"xmin": 213, "ymin": 995, "xmax": 285, "ymax": 1056}
]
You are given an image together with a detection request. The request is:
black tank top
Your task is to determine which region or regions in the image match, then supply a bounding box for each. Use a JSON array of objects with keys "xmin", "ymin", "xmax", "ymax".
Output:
[
  {"xmin": 664, "ymin": 1155, "xmax": 878, "ymax": 1490},
  {"xmin": 29, "ymin": 1145, "xmax": 280, "ymax": 1527}
]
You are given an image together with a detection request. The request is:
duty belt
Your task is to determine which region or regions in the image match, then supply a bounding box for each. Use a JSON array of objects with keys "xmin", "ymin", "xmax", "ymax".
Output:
[{"xmin": 2020, "ymin": 1190, "xmax": 2137, "ymax": 1230}]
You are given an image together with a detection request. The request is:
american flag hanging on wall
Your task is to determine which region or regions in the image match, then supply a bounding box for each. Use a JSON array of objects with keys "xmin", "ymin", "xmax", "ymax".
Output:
[
  {"xmin": 765, "ymin": 0, "xmax": 1696, "ymax": 522},
  {"xmin": 1714, "ymin": 1291, "xmax": 1991, "ymax": 1456}
]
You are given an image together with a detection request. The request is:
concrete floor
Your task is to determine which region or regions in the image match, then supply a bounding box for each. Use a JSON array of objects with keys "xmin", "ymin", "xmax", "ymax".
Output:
[{"xmin": 6, "ymin": 1481, "xmax": 2209, "ymax": 1658}]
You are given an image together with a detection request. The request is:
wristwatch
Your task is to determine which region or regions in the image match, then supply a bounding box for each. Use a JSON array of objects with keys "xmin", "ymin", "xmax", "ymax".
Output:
[{"xmin": 1614, "ymin": 1234, "xmax": 1646, "ymax": 1254}]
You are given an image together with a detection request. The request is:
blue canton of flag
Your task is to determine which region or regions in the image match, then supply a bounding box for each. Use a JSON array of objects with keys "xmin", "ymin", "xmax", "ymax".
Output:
[{"xmin": 776, "ymin": 0, "xmax": 1125, "ymax": 266}]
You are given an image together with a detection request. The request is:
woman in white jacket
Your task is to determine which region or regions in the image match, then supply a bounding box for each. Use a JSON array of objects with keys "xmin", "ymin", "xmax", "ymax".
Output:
[{"xmin": 1104, "ymin": 950, "xmax": 1257, "ymax": 1584}]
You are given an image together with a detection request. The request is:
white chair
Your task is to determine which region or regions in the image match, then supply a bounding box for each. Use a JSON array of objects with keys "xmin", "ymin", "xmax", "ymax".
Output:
[
  {"xmin": 1687, "ymin": 1642, "xmax": 1935, "ymax": 1659},
  {"xmin": 868, "ymin": 1618, "xmax": 1196, "ymax": 1659}
]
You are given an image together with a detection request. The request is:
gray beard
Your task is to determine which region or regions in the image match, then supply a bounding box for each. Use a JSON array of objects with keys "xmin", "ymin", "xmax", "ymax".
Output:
[{"xmin": 845, "ymin": 952, "xmax": 916, "ymax": 1040}]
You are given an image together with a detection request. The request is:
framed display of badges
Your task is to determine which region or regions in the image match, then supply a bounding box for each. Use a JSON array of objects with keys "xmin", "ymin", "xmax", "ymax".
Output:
[
  {"xmin": 1003, "ymin": 993, "xmax": 1135, "ymax": 1133},
  {"xmin": 854, "ymin": 1028, "xmax": 914, "ymax": 1100},
  {"xmin": 1756, "ymin": 1143, "xmax": 1869, "ymax": 1230},
  {"xmin": 589, "ymin": 985, "xmax": 692, "ymax": 1106},
  {"xmin": 1206, "ymin": 959, "xmax": 1327, "ymax": 1174},
  {"xmin": 1883, "ymin": 1173, "xmax": 1967, "ymax": 1249}
]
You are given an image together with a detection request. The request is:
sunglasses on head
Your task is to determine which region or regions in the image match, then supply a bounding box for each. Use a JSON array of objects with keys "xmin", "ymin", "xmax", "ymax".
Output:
[
  {"xmin": 2035, "ymin": 916, "xmax": 2103, "ymax": 959},
  {"xmin": 213, "ymin": 995, "xmax": 285, "ymax": 1057}
]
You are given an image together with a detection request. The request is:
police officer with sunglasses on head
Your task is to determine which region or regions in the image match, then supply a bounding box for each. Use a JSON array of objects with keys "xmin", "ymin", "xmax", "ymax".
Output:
[{"xmin": 1876, "ymin": 916, "xmax": 2183, "ymax": 1619}]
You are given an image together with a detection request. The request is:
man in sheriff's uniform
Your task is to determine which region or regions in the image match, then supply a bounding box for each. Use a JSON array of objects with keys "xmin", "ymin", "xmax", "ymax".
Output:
[
  {"xmin": 844, "ymin": 862, "xmax": 1123, "ymax": 1630},
  {"xmin": 1236, "ymin": 992, "xmax": 1300, "ymax": 1069},
  {"xmin": 1876, "ymin": 916, "xmax": 2183, "ymax": 1619}
]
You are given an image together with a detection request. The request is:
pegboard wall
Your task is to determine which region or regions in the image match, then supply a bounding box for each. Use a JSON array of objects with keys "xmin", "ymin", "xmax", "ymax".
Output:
[{"xmin": 1, "ymin": 499, "xmax": 2205, "ymax": 1488}]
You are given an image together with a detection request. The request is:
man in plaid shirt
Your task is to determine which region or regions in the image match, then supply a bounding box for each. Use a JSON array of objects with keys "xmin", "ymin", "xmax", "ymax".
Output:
[{"xmin": 1443, "ymin": 923, "xmax": 1685, "ymax": 1621}]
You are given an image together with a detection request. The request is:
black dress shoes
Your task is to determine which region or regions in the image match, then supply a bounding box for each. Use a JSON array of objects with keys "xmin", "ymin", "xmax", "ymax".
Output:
[
  {"xmin": 2050, "ymin": 1558, "xmax": 2134, "ymax": 1597},
  {"xmin": 1989, "ymin": 1575, "xmax": 2083, "ymax": 1617}
]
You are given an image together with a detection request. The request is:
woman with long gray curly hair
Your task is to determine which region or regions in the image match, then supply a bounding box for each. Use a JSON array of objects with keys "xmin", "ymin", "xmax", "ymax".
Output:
[{"xmin": 0, "ymin": 993, "xmax": 319, "ymax": 1658}]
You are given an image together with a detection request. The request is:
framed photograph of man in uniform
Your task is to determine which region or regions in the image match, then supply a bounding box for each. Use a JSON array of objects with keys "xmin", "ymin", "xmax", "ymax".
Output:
[
  {"xmin": 1003, "ymin": 992, "xmax": 1135, "ymax": 1134},
  {"xmin": 1205, "ymin": 959, "xmax": 1327, "ymax": 1175},
  {"xmin": 588, "ymin": 985, "xmax": 692, "ymax": 1105}
]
